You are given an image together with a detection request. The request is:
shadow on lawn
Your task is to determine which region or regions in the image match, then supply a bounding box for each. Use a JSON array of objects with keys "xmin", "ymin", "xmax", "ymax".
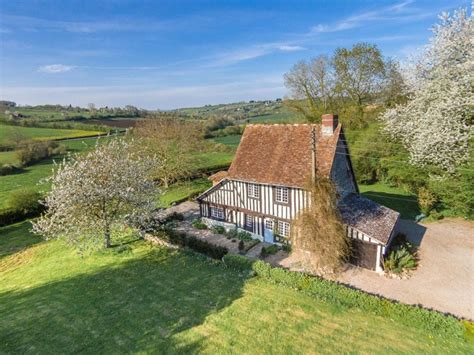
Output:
[
  {"xmin": 0, "ymin": 248, "xmax": 245, "ymax": 353},
  {"xmin": 0, "ymin": 222, "xmax": 44, "ymax": 260},
  {"xmin": 361, "ymin": 191, "xmax": 421, "ymax": 220}
]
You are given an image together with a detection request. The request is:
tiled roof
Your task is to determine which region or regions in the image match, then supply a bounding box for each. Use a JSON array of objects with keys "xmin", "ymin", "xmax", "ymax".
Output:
[
  {"xmin": 224, "ymin": 124, "xmax": 341, "ymax": 188},
  {"xmin": 338, "ymin": 194, "xmax": 400, "ymax": 245}
]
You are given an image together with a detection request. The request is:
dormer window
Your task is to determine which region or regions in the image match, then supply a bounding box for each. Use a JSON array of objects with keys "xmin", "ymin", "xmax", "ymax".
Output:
[
  {"xmin": 275, "ymin": 187, "xmax": 288, "ymax": 204},
  {"xmin": 247, "ymin": 183, "xmax": 260, "ymax": 198}
]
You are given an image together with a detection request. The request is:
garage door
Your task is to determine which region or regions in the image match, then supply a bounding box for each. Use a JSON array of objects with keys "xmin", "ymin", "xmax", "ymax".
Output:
[{"xmin": 349, "ymin": 239, "xmax": 378, "ymax": 270}]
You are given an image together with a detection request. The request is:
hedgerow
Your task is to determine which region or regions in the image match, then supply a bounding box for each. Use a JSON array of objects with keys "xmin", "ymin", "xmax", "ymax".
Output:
[{"xmin": 251, "ymin": 260, "xmax": 466, "ymax": 338}]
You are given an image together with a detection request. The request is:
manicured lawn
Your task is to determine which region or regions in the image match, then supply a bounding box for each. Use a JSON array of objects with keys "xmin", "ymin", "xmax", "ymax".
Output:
[
  {"xmin": 158, "ymin": 178, "xmax": 212, "ymax": 207},
  {"xmin": 0, "ymin": 124, "xmax": 102, "ymax": 147},
  {"xmin": 0, "ymin": 222, "xmax": 471, "ymax": 353},
  {"xmin": 210, "ymin": 134, "xmax": 242, "ymax": 148},
  {"xmin": 359, "ymin": 182, "xmax": 420, "ymax": 220}
]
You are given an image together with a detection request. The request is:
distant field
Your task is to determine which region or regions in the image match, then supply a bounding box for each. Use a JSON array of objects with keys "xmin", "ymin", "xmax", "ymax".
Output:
[
  {"xmin": 211, "ymin": 134, "xmax": 241, "ymax": 147},
  {"xmin": 0, "ymin": 124, "xmax": 102, "ymax": 147},
  {"xmin": 66, "ymin": 118, "xmax": 141, "ymax": 128},
  {"xmin": 246, "ymin": 112, "xmax": 305, "ymax": 124}
]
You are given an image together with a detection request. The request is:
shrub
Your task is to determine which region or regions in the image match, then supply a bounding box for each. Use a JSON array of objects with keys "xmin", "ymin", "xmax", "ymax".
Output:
[
  {"xmin": 251, "ymin": 260, "xmax": 464, "ymax": 337},
  {"xmin": 238, "ymin": 240, "xmax": 245, "ymax": 253},
  {"xmin": 167, "ymin": 212, "xmax": 184, "ymax": 222},
  {"xmin": 237, "ymin": 230, "xmax": 252, "ymax": 241},
  {"xmin": 418, "ymin": 187, "xmax": 438, "ymax": 215},
  {"xmin": 192, "ymin": 219, "xmax": 207, "ymax": 230},
  {"xmin": 6, "ymin": 189, "xmax": 42, "ymax": 214},
  {"xmin": 0, "ymin": 164, "xmax": 14, "ymax": 176},
  {"xmin": 211, "ymin": 225, "xmax": 226, "ymax": 234},
  {"xmin": 261, "ymin": 244, "xmax": 279, "ymax": 257},
  {"xmin": 159, "ymin": 229, "xmax": 228, "ymax": 259},
  {"xmin": 244, "ymin": 239, "xmax": 260, "ymax": 252},
  {"xmin": 225, "ymin": 228, "xmax": 239, "ymax": 239},
  {"xmin": 384, "ymin": 244, "xmax": 417, "ymax": 274},
  {"xmin": 282, "ymin": 244, "xmax": 292, "ymax": 253},
  {"xmin": 223, "ymin": 254, "xmax": 255, "ymax": 272}
]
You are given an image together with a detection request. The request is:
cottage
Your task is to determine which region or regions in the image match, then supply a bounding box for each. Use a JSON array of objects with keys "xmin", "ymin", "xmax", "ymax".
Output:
[{"xmin": 197, "ymin": 114, "xmax": 399, "ymax": 272}]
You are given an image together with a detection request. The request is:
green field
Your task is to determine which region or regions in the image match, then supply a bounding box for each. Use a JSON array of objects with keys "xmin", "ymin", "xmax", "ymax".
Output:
[
  {"xmin": 359, "ymin": 183, "xmax": 420, "ymax": 219},
  {"xmin": 159, "ymin": 178, "xmax": 212, "ymax": 208},
  {"xmin": 0, "ymin": 124, "xmax": 102, "ymax": 147},
  {"xmin": 0, "ymin": 222, "xmax": 471, "ymax": 353},
  {"xmin": 210, "ymin": 134, "xmax": 242, "ymax": 148}
]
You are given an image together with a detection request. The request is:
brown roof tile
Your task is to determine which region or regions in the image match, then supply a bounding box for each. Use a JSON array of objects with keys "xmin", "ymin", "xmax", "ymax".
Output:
[
  {"xmin": 338, "ymin": 194, "xmax": 400, "ymax": 245},
  {"xmin": 226, "ymin": 124, "xmax": 341, "ymax": 188}
]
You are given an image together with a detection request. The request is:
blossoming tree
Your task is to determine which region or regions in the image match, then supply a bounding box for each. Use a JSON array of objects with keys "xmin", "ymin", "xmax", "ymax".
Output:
[
  {"xmin": 32, "ymin": 138, "xmax": 159, "ymax": 250},
  {"xmin": 380, "ymin": 8, "xmax": 473, "ymax": 172}
]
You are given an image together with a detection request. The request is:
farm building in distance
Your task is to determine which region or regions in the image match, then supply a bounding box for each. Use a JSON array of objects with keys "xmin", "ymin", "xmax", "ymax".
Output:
[{"xmin": 197, "ymin": 114, "xmax": 400, "ymax": 272}]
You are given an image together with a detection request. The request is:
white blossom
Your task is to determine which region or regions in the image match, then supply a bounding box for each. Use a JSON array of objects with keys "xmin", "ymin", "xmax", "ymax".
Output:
[
  {"xmin": 32, "ymin": 138, "xmax": 160, "ymax": 250},
  {"xmin": 380, "ymin": 7, "xmax": 473, "ymax": 172}
]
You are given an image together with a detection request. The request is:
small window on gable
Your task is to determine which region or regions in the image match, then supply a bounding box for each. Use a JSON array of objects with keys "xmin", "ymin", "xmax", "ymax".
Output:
[
  {"xmin": 247, "ymin": 183, "xmax": 260, "ymax": 198},
  {"xmin": 275, "ymin": 187, "xmax": 289, "ymax": 204},
  {"xmin": 210, "ymin": 207, "xmax": 224, "ymax": 220}
]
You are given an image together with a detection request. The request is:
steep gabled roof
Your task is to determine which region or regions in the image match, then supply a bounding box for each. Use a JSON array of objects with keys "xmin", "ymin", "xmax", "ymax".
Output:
[
  {"xmin": 225, "ymin": 124, "xmax": 341, "ymax": 188},
  {"xmin": 338, "ymin": 194, "xmax": 400, "ymax": 245}
]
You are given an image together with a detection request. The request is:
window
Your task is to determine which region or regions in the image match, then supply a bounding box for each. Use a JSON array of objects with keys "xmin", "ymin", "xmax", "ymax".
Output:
[
  {"xmin": 247, "ymin": 183, "xmax": 260, "ymax": 198},
  {"xmin": 210, "ymin": 207, "xmax": 224, "ymax": 220},
  {"xmin": 265, "ymin": 219, "xmax": 274, "ymax": 230},
  {"xmin": 244, "ymin": 215, "xmax": 254, "ymax": 231},
  {"xmin": 277, "ymin": 221, "xmax": 290, "ymax": 238},
  {"xmin": 275, "ymin": 187, "xmax": 289, "ymax": 204}
]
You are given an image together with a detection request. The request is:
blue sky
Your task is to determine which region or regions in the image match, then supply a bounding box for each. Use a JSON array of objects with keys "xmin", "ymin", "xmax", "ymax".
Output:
[{"xmin": 0, "ymin": 0, "xmax": 470, "ymax": 109}]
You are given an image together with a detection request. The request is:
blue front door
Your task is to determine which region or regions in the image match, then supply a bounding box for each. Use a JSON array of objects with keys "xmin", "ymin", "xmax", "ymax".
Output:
[{"xmin": 264, "ymin": 218, "xmax": 274, "ymax": 243}]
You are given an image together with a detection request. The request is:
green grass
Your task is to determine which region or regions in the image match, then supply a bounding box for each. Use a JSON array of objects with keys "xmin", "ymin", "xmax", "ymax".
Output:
[
  {"xmin": 0, "ymin": 150, "xmax": 18, "ymax": 165},
  {"xmin": 210, "ymin": 134, "xmax": 242, "ymax": 148},
  {"xmin": 191, "ymin": 151, "xmax": 234, "ymax": 171},
  {"xmin": 359, "ymin": 182, "xmax": 420, "ymax": 219},
  {"xmin": 0, "ymin": 222, "xmax": 471, "ymax": 353},
  {"xmin": 159, "ymin": 178, "xmax": 212, "ymax": 207},
  {"xmin": 0, "ymin": 124, "xmax": 102, "ymax": 147},
  {"xmin": 0, "ymin": 136, "xmax": 114, "ymax": 208}
]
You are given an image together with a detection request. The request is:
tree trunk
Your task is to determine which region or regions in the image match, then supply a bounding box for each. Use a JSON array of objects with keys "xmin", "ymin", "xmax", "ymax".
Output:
[{"xmin": 104, "ymin": 228, "xmax": 111, "ymax": 248}]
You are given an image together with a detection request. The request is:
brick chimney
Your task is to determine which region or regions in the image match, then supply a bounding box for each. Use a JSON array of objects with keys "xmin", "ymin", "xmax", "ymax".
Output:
[{"xmin": 321, "ymin": 114, "xmax": 339, "ymax": 136}]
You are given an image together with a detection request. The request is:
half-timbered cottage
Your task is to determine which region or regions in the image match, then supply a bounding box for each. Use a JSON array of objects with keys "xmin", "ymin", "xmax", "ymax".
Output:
[{"xmin": 197, "ymin": 114, "xmax": 399, "ymax": 272}]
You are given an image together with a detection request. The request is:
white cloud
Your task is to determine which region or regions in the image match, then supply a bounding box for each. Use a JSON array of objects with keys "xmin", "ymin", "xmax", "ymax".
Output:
[
  {"xmin": 277, "ymin": 45, "xmax": 306, "ymax": 52},
  {"xmin": 38, "ymin": 64, "xmax": 75, "ymax": 73}
]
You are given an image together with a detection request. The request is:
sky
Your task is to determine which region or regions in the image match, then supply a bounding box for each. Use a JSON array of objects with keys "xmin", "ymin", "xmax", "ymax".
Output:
[{"xmin": 0, "ymin": 0, "xmax": 470, "ymax": 109}]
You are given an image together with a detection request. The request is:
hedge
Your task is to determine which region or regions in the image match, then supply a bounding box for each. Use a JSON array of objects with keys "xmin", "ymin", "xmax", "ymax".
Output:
[
  {"xmin": 0, "ymin": 206, "xmax": 45, "ymax": 227},
  {"xmin": 160, "ymin": 229, "xmax": 228, "ymax": 259},
  {"xmin": 223, "ymin": 254, "xmax": 255, "ymax": 272},
  {"xmin": 251, "ymin": 260, "xmax": 465, "ymax": 338}
]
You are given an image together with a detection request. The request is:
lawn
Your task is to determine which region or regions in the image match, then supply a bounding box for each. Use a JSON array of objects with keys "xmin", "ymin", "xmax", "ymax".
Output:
[
  {"xmin": 158, "ymin": 178, "xmax": 212, "ymax": 208},
  {"xmin": 359, "ymin": 182, "xmax": 420, "ymax": 219},
  {"xmin": 0, "ymin": 222, "xmax": 471, "ymax": 353},
  {"xmin": 0, "ymin": 124, "xmax": 102, "ymax": 147}
]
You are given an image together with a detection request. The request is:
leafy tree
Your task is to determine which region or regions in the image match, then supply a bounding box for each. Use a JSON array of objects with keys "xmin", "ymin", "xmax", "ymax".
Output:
[
  {"xmin": 333, "ymin": 43, "xmax": 386, "ymax": 124},
  {"xmin": 32, "ymin": 138, "xmax": 158, "ymax": 250},
  {"xmin": 284, "ymin": 55, "xmax": 335, "ymax": 122},
  {"xmin": 290, "ymin": 178, "xmax": 350, "ymax": 274},
  {"xmin": 380, "ymin": 8, "xmax": 473, "ymax": 172},
  {"xmin": 133, "ymin": 115, "xmax": 204, "ymax": 187}
]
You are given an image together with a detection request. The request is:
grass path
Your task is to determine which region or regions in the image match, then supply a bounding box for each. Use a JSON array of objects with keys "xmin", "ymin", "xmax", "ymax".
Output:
[{"xmin": 0, "ymin": 222, "xmax": 471, "ymax": 353}]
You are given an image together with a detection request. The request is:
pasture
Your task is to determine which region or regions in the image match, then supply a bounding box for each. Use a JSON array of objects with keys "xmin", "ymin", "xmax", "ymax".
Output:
[
  {"xmin": 0, "ymin": 222, "xmax": 471, "ymax": 353},
  {"xmin": 0, "ymin": 124, "xmax": 102, "ymax": 147}
]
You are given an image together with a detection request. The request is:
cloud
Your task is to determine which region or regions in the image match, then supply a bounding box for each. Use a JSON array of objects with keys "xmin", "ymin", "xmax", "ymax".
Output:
[
  {"xmin": 310, "ymin": 0, "xmax": 420, "ymax": 34},
  {"xmin": 277, "ymin": 45, "xmax": 306, "ymax": 52},
  {"xmin": 38, "ymin": 64, "xmax": 75, "ymax": 73}
]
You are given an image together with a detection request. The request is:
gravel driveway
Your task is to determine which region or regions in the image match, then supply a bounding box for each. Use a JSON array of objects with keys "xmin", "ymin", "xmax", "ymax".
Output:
[{"xmin": 335, "ymin": 219, "xmax": 474, "ymax": 320}]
